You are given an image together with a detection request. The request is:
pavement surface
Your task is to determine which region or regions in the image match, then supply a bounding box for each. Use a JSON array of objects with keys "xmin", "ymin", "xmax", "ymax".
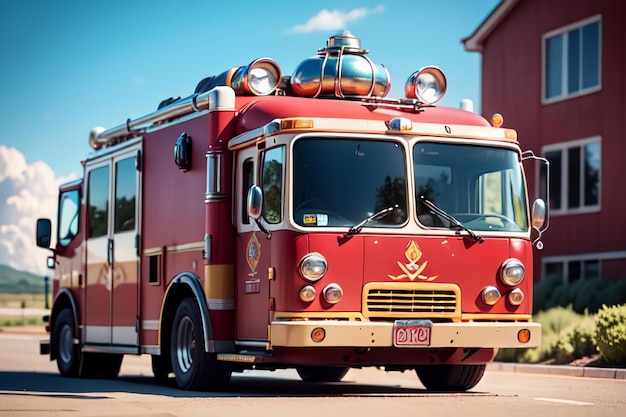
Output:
[{"xmin": 1, "ymin": 324, "xmax": 624, "ymax": 381}]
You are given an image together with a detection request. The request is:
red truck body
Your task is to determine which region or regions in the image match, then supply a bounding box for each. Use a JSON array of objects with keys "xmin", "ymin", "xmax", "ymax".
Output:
[{"xmin": 36, "ymin": 32, "xmax": 549, "ymax": 391}]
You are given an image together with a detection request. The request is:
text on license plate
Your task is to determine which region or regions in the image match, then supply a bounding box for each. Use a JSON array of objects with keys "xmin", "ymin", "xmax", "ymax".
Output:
[{"xmin": 393, "ymin": 320, "xmax": 432, "ymax": 346}]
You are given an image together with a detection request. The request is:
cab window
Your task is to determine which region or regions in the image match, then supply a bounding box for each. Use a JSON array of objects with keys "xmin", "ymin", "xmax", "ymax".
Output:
[{"xmin": 58, "ymin": 190, "xmax": 79, "ymax": 247}]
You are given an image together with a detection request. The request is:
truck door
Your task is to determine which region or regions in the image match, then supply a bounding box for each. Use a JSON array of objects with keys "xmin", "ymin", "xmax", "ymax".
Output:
[
  {"xmin": 234, "ymin": 145, "xmax": 284, "ymax": 343},
  {"xmin": 85, "ymin": 144, "xmax": 141, "ymax": 347}
]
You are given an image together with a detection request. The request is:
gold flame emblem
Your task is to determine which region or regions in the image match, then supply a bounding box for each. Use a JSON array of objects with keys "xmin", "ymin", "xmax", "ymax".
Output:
[
  {"xmin": 246, "ymin": 233, "xmax": 261, "ymax": 272},
  {"xmin": 388, "ymin": 241, "xmax": 438, "ymax": 281}
]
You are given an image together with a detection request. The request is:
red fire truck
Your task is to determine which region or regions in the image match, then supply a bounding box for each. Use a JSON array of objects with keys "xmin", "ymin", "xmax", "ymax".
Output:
[{"xmin": 36, "ymin": 32, "xmax": 549, "ymax": 391}]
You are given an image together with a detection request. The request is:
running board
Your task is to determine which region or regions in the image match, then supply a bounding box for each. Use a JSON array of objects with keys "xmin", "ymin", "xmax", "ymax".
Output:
[{"xmin": 217, "ymin": 354, "xmax": 263, "ymax": 363}]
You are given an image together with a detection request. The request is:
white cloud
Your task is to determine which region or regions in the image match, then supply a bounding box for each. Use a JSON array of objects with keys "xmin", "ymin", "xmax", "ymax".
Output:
[
  {"xmin": 289, "ymin": 6, "xmax": 385, "ymax": 34},
  {"xmin": 0, "ymin": 145, "xmax": 79, "ymax": 275}
]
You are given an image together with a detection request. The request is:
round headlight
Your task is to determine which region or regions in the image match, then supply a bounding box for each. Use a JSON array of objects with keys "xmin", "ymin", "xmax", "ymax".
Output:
[
  {"xmin": 299, "ymin": 253, "xmax": 327, "ymax": 282},
  {"xmin": 230, "ymin": 58, "xmax": 282, "ymax": 96},
  {"xmin": 323, "ymin": 283, "xmax": 343, "ymax": 304},
  {"xmin": 508, "ymin": 288, "xmax": 525, "ymax": 306},
  {"xmin": 501, "ymin": 258, "xmax": 525, "ymax": 286},
  {"xmin": 299, "ymin": 285, "xmax": 317, "ymax": 303},
  {"xmin": 481, "ymin": 286, "xmax": 501, "ymax": 306},
  {"xmin": 405, "ymin": 66, "xmax": 447, "ymax": 104}
]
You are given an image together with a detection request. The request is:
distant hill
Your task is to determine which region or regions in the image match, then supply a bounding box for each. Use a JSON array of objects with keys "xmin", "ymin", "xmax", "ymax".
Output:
[{"xmin": 0, "ymin": 264, "xmax": 47, "ymax": 294}]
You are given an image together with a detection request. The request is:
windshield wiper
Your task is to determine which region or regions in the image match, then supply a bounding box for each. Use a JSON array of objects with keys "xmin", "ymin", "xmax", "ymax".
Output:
[
  {"xmin": 420, "ymin": 196, "xmax": 483, "ymax": 243},
  {"xmin": 337, "ymin": 205, "xmax": 398, "ymax": 245}
]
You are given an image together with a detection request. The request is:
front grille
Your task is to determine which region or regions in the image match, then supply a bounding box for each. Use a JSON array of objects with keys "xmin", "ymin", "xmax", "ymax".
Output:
[{"xmin": 364, "ymin": 284, "xmax": 460, "ymax": 319}]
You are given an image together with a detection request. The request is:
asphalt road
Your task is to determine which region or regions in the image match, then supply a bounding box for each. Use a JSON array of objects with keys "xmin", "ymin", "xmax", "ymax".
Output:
[{"xmin": 1, "ymin": 330, "xmax": 624, "ymax": 417}]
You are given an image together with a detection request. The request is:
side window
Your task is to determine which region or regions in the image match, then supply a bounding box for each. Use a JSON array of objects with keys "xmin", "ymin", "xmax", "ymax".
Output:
[
  {"xmin": 114, "ymin": 157, "xmax": 137, "ymax": 232},
  {"xmin": 262, "ymin": 146, "xmax": 284, "ymax": 224},
  {"xmin": 88, "ymin": 166, "xmax": 110, "ymax": 239},
  {"xmin": 58, "ymin": 190, "xmax": 79, "ymax": 247},
  {"xmin": 241, "ymin": 158, "xmax": 254, "ymax": 224}
]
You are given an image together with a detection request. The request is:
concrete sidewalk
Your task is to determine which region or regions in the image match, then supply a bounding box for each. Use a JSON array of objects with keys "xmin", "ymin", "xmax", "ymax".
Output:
[{"xmin": 488, "ymin": 361, "xmax": 626, "ymax": 380}]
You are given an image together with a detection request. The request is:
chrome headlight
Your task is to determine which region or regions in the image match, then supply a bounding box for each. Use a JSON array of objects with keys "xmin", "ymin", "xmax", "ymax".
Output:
[
  {"xmin": 322, "ymin": 283, "xmax": 343, "ymax": 304},
  {"xmin": 500, "ymin": 258, "xmax": 525, "ymax": 286},
  {"xmin": 230, "ymin": 58, "xmax": 282, "ymax": 96},
  {"xmin": 508, "ymin": 288, "xmax": 525, "ymax": 306},
  {"xmin": 405, "ymin": 66, "xmax": 447, "ymax": 104},
  {"xmin": 299, "ymin": 253, "xmax": 327, "ymax": 282},
  {"xmin": 299, "ymin": 285, "xmax": 317, "ymax": 303},
  {"xmin": 481, "ymin": 286, "xmax": 501, "ymax": 306}
]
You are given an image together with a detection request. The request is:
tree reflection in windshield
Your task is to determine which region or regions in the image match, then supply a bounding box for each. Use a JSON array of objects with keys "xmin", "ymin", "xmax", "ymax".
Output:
[{"xmin": 414, "ymin": 142, "xmax": 528, "ymax": 232}]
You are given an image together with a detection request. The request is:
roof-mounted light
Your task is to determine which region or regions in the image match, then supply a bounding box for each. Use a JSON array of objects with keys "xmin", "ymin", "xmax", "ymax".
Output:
[
  {"xmin": 195, "ymin": 58, "xmax": 282, "ymax": 96},
  {"xmin": 290, "ymin": 31, "xmax": 390, "ymax": 98},
  {"xmin": 405, "ymin": 66, "xmax": 447, "ymax": 104},
  {"xmin": 230, "ymin": 58, "xmax": 282, "ymax": 96}
]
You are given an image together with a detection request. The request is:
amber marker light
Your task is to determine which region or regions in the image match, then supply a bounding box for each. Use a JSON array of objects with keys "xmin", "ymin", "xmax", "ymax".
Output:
[
  {"xmin": 311, "ymin": 327, "xmax": 326, "ymax": 343},
  {"xmin": 491, "ymin": 113, "xmax": 504, "ymax": 128},
  {"xmin": 518, "ymin": 329, "xmax": 531, "ymax": 344}
]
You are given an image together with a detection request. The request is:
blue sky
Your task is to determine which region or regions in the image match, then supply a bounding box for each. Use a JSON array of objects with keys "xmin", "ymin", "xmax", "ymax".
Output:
[
  {"xmin": 1, "ymin": 0, "xmax": 499, "ymax": 179},
  {"xmin": 0, "ymin": 0, "xmax": 500, "ymax": 274}
]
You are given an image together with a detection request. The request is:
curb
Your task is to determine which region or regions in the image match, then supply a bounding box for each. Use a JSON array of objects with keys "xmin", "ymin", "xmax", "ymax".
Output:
[{"xmin": 488, "ymin": 361, "xmax": 626, "ymax": 380}]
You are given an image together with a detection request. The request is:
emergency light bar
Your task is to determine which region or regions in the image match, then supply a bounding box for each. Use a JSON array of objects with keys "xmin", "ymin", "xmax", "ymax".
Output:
[{"xmin": 90, "ymin": 32, "xmax": 450, "ymax": 150}]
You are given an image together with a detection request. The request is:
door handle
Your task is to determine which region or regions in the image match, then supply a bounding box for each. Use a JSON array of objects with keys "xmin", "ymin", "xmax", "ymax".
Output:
[{"xmin": 108, "ymin": 238, "xmax": 114, "ymax": 266}]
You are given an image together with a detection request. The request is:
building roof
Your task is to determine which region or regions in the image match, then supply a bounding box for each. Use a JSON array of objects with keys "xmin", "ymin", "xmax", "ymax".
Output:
[{"xmin": 462, "ymin": 0, "xmax": 519, "ymax": 52}]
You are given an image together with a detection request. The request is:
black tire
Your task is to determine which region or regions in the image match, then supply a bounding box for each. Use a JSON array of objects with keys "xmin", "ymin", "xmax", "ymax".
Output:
[
  {"xmin": 415, "ymin": 364, "xmax": 486, "ymax": 392},
  {"xmin": 296, "ymin": 366, "xmax": 350, "ymax": 382},
  {"xmin": 54, "ymin": 308, "xmax": 81, "ymax": 377},
  {"xmin": 170, "ymin": 298, "xmax": 231, "ymax": 391},
  {"xmin": 80, "ymin": 352, "xmax": 123, "ymax": 378},
  {"xmin": 152, "ymin": 354, "xmax": 172, "ymax": 380}
]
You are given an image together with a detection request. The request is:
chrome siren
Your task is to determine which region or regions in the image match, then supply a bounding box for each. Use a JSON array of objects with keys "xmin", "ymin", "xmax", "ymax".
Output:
[{"xmin": 290, "ymin": 31, "xmax": 391, "ymax": 98}]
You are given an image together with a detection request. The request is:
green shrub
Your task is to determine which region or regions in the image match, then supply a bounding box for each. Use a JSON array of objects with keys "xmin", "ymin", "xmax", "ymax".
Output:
[
  {"xmin": 495, "ymin": 305, "xmax": 597, "ymax": 364},
  {"xmin": 593, "ymin": 304, "xmax": 626, "ymax": 365},
  {"xmin": 599, "ymin": 280, "xmax": 626, "ymax": 308},
  {"xmin": 533, "ymin": 275, "xmax": 562, "ymax": 312},
  {"xmin": 534, "ymin": 276, "xmax": 626, "ymax": 314},
  {"xmin": 571, "ymin": 278, "xmax": 610, "ymax": 314},
  {"xmin": 568, "ymin": 315, "xmax": 596, "ymax": 358}
]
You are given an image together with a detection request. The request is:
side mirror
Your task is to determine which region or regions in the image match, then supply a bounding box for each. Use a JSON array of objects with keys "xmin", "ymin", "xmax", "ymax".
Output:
[
  {"xmin": 531, "ymin": 198, "xmax": 546, "ymax": 229},
  {"xmin": 247, "ymin": 185, "xmax": 263, "ymax": 220},
  {"xmin": 36, "ymin": 218, "xmax": 52, "ymax": 248}
]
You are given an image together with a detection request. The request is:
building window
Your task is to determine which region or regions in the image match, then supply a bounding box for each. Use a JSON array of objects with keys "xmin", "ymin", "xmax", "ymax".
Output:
[
  {"xmin": 542, "ymin": 137, "xmax": 600, "ymax": 215},
  {"xmin": 543, "ymin": 259, "xmax": 600, "ymax": 283},
  {"xmin": 543, "ymin": 15, "xmax": 601, "ymax": 103}
]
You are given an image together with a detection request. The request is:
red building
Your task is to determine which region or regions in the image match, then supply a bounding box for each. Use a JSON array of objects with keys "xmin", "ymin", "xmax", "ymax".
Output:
[{"xmin": 464, "ymin": 0, "xmax": 626, "ymax": 282}]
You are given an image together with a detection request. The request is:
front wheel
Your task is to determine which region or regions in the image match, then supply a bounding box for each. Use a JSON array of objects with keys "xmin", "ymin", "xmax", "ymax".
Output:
[
  {"xmin": 54, "ymin": 308, "xmax": 80, "ymax": 377},
  {"xmin": 415, "ymin": 364, "xmax": 486, "ymax": 392},
  {"xmin": 170, "ymin": 298, "xmax": 231, "ymax": 391},
  {"xmin": 296, "ymin": 366, "xmax": 350, "ymax": 382}
]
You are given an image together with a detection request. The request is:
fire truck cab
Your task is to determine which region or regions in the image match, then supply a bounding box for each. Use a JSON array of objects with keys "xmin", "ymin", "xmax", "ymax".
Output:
[{"xmin": 36, "ymin": 32, "xmax": 549, "ymax": 391}]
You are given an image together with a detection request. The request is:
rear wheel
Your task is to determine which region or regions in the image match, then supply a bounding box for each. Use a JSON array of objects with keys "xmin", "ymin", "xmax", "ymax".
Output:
[
  {"xmin": 54, "ymin": 309, "xmax": 80, "ymax": 377},
  {"xmin": 170, "ymin": 298, "xmax": 231, "ymax": 390},
  {"xmin": 296, "ymin": 366, "xmax": 350, "ymax": 382},
  {"xmin": 415, "ymin": 364, "xmax": 486, "ymax": 392}
]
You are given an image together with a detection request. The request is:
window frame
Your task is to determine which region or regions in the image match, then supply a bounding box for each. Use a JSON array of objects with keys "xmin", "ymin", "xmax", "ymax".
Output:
[
  {"xmin": 542, "ymin": 136, "xmax": 601, "ymax": 216},
  {"xmin": 541, "ymin": 14, "xmax": 602, "ymax": 104}
]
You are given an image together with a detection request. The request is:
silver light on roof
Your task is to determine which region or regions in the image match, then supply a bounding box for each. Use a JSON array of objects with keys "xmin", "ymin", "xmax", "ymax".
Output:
[{"xmin": 290, "ymin": 31, "xmax": 390, "ymax": 98}]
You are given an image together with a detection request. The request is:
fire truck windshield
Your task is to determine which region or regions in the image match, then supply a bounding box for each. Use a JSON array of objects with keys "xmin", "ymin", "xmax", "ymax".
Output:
[
  {"xmin": 293, "ymin": 137, "xmax": 408, "ymax": 228},
  {"xmin": 414, "ymin": 142, "xmax": 528, "ymax": 232}
]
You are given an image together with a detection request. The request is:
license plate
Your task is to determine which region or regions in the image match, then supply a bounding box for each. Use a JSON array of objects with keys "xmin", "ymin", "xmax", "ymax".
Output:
[{"xmin": 393, "ymin": 320, "xmax": 432, "ymax": 347}]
